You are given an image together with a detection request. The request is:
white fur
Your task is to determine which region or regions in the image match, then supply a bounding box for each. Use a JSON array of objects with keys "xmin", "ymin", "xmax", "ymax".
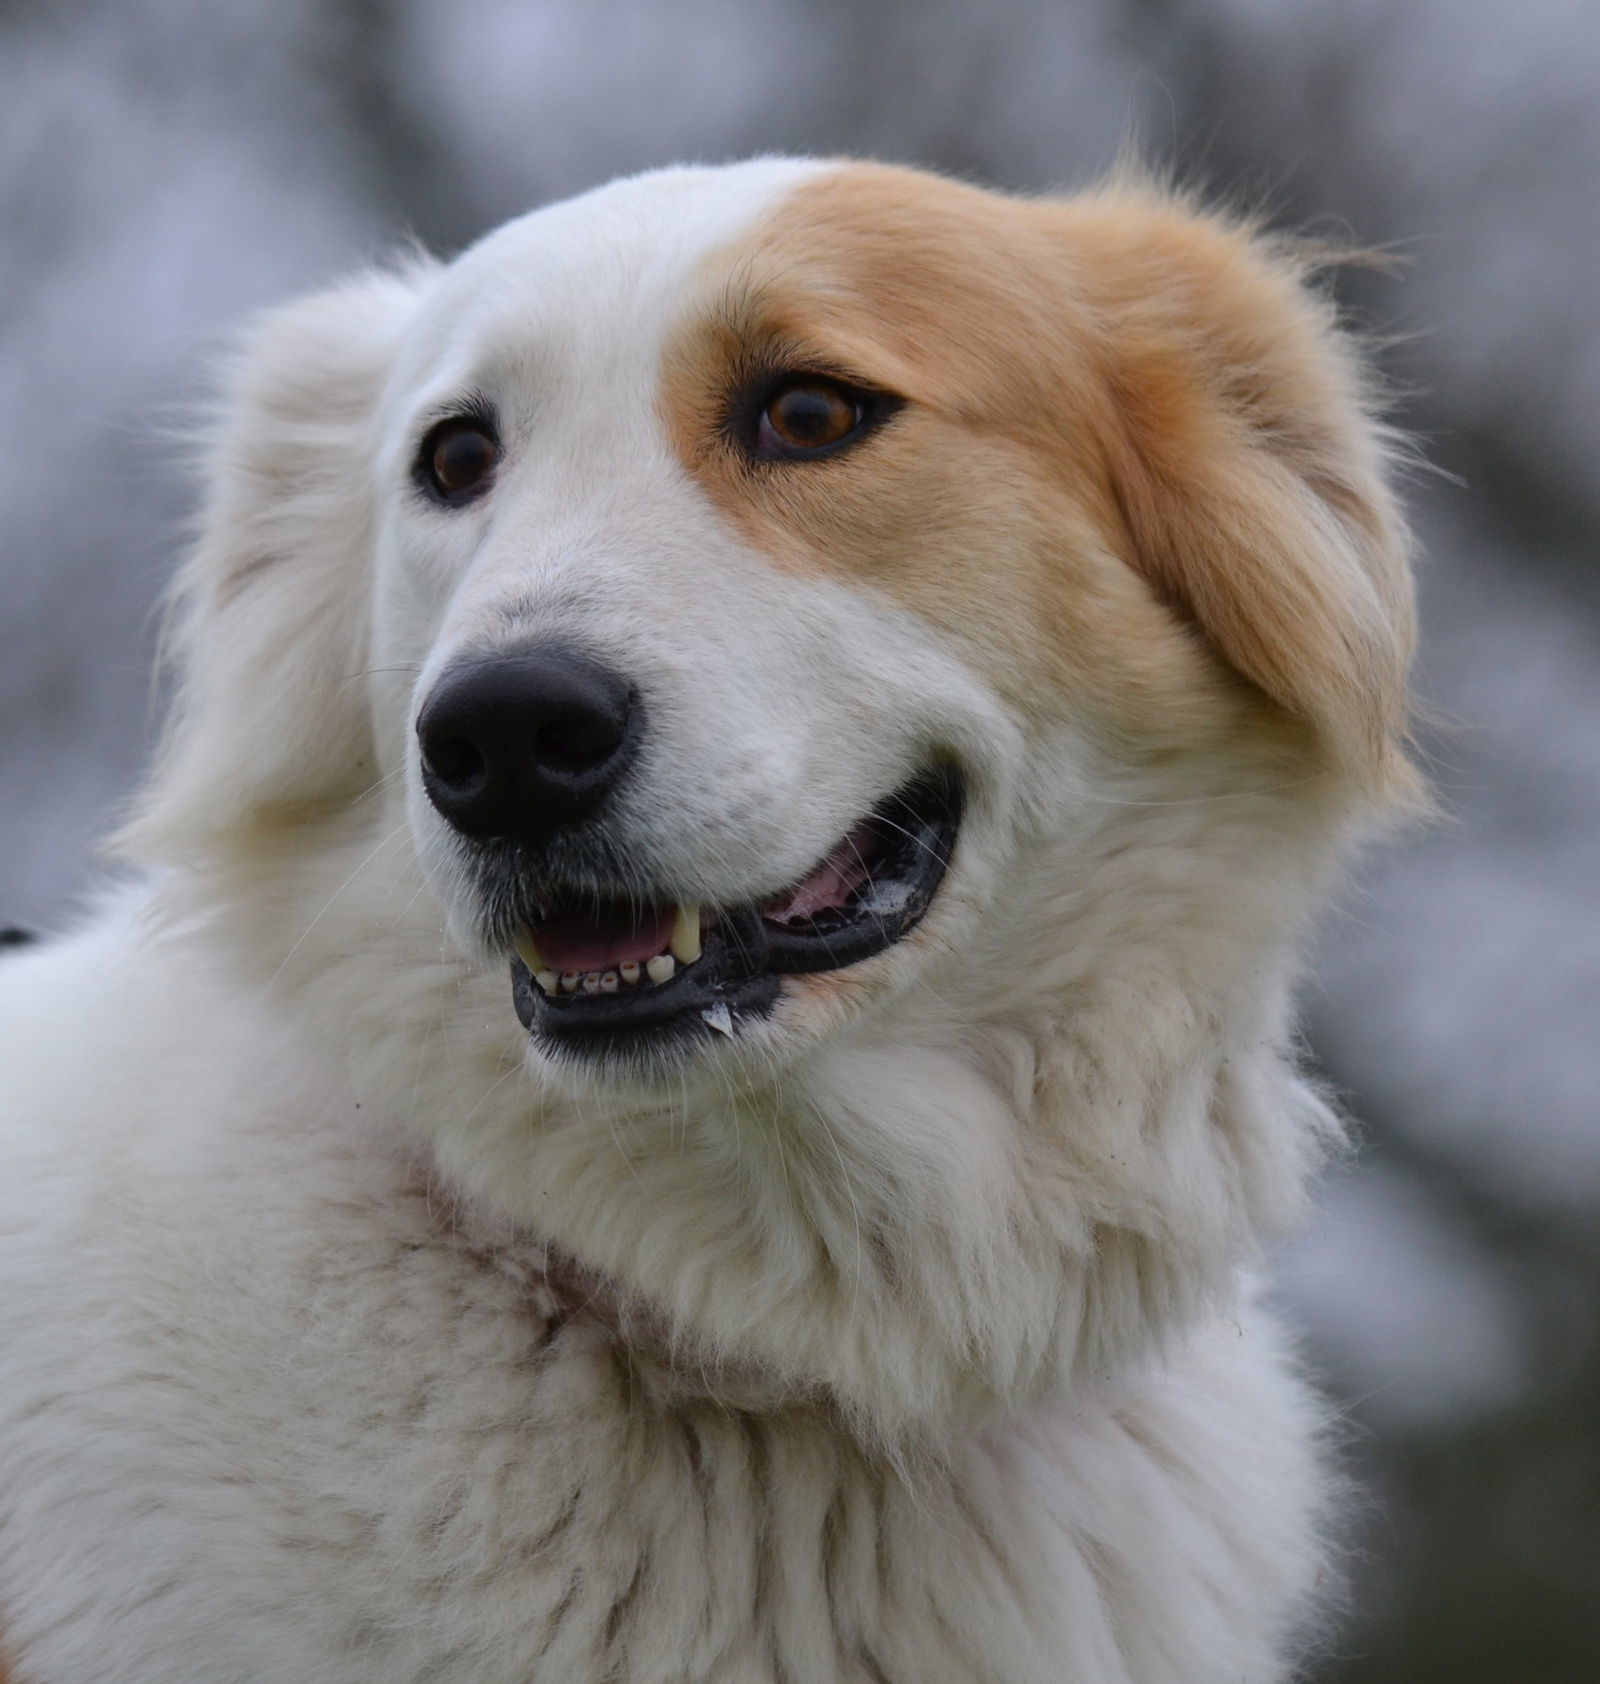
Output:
[{"xmin": 0, "ymin": 160, "xmax": 1395, "ymax": 1682}]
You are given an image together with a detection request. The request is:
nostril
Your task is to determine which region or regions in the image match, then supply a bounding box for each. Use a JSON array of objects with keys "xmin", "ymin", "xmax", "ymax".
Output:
[
  {"xmin": 423, "ymin": 732, "xmax": 488, "ymax": 789},
  {"xmin": 535, "ymin": 709, "xmax": 624, "ymax": 777}
]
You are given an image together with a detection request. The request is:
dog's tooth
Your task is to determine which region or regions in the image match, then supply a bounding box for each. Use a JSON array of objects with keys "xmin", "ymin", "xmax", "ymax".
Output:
[
  {"xmin": 535, "ymin": 970, "xmax": 561, "ymax": 998},
  {"xmin": 646, "ymin": 953, "xmax": 676, "ymax": 985},
  {"xmin": 669, "ymin": 903, "xmax": 702, "ymax": 966},
  {"xmin": 581, "ymin": 973, "xmax": 602, "ymax": 994},
  {"xmin": 599, "ymin": 971, "xmax": 619, "ymax": 993},
  {"xmin": 513, "ymin": 931, "xmax": 545, "ymax": 972},
  {"xmin": 619, "ymin": 961, "xmax": 641, "ymax": 985},
  {"xmin": 560, "ymin": 971, "xmax": 580, "ymax": 993}
]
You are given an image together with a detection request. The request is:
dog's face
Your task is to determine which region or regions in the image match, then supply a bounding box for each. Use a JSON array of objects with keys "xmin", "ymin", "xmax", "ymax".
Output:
[
  {"xmin": 378, "ymin": 162, "xmax": 999, "ymax": 1083},
  {"xmin": 129, "ymin": 161, "xmax": 1416, "ymax": 1427},
  {"xmin": 358, "ymin": 159, "xmax": 1406, "ymax": 1088}
]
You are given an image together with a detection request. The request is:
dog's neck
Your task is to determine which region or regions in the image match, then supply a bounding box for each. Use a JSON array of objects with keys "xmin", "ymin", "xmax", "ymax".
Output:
[{"xmin": 404, "ymin": 1152, "xmax": 828, "ymax": 1421}]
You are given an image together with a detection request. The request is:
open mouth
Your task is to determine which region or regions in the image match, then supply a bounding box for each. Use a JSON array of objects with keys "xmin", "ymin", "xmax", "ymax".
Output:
[{"xmin": 508, "ymin": 770, "xmax": 962, "ymax": 1056}]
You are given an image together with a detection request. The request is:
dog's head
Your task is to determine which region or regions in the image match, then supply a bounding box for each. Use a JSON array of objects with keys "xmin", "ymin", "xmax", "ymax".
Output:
[{"xmin": 125, "ymin": 161, "xmax": 1416, "ymax": 1431}]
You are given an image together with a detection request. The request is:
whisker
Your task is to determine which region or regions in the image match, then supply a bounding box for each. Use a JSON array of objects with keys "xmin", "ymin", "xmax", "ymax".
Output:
[
  {"xmin": 267, "ymin": 821, "xmax": 411, "ymax": 988},
  {"xmin": 337, "ymin": 663, "xmax": 425, "ymax": 688}
]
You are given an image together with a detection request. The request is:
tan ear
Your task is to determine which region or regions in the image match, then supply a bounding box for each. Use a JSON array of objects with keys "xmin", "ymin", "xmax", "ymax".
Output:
[
  {"xmin": 1049, "ymin": 186, "xmax": 1419, "ymax": 803},
  {"xmin": 118, "ymin": 266, "xmax": 430, "ymax": 863}
]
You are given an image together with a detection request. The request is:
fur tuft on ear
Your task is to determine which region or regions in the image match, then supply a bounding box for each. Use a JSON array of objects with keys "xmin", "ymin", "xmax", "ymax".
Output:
[
  {"xmin": 116, "ymin": 267, "xmax": 429, "ymax": 865},
  {"xmin": 1049, "ymin": 185, "xmax": 1420, "ymax": 806}
]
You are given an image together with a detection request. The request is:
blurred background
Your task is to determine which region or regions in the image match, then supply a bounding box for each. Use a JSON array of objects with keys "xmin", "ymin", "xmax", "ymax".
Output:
[{"xmin": 2, "ymin": 0, "xmax": 1597, "ymax": 1674}]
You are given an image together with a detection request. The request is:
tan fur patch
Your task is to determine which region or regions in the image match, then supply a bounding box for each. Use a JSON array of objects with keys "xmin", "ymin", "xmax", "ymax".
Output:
[{"xmin": 660, "ymin": 162, "xmax": 1416, "ymax": 800}]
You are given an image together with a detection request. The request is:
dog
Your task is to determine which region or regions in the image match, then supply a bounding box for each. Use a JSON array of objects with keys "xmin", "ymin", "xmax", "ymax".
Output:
[{"xmin": 0, "ymin": 158, "xmax": 1417, "ymax": 1683}]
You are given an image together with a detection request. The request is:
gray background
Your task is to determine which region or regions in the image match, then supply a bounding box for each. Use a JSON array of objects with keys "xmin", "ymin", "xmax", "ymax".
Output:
[{"xmin": 3, "ymin": 2, "xmax": 1597, "ymax": 1676}]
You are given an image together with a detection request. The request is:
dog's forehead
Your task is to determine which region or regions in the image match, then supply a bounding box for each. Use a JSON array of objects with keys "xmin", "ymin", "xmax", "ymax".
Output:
[{"xmin": 406, "ymin": 158, "xmax": 832, "ymax": 380}]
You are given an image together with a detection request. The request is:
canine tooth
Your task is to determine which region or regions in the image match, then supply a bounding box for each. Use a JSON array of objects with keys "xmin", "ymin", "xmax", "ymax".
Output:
[
  {"xmin": 513, "ymin": 931, "xmax": 545, "ymax": 972},
  {"xmin": 600, "ymin": 971, "xmax": 619, "ymax": 993},
  {"xmin": 535, "ymin": 970, "xmax": 561, "ymax": 998},
  {"xmin": 619, "ymin": 961, "xmax": 641, "ymax": 985},
  {"xmin": 581, "ymin": 973, "xmax": 602, "ymax": 994},
  {"xmin": 669, "ymin": 903, "xmax": 702, "ymax": 966},
  {"xmin": 560, "ymin": 971, "xmax": 580, "ymax": 993},
  {"xmin": 702, "ymin": 1002, "xmax": 734, "ymax": 1037},
  {"xmin": 646, "ymin": 953, "xmax": 675, "ymax": 985}
]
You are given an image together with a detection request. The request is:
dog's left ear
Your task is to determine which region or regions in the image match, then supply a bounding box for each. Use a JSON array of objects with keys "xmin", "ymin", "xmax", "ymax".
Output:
[
  {"xmin": 1052, "ymin": 188, "xmax": 1419, "ymax": 806},
  {"xmin": 118, "ymin": 267, "xmax": 430, "ymax": 864}
]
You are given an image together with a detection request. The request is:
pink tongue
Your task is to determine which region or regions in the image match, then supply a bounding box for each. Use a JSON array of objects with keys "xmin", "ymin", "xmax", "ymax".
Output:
[
  {"xmin": 762, "ymin": 824, "xmax": 877, "ymax": 924},
  {"xmin": 533, "ymin": 904, "xmax": 676, "ymax": 974}
]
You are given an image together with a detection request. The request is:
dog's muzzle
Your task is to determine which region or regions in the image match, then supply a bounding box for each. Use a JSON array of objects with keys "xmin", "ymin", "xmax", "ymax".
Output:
[{"xmin": 417, "ymin": 645, "xmax": 962, "ymax": 1064}]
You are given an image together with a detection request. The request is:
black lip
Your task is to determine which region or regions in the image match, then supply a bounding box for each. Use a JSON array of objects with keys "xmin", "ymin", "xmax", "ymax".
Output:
[{"xmin": 510, "ymin": 770, "xmax": 962, "ymax": 1058}]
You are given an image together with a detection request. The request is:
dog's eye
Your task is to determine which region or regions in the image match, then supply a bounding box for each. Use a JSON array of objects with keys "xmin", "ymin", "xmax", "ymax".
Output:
[
  {"xmin": 418, "ymin": 417, "xmax": 500, "ymax": 504},
  {"xmin": 756, "ymin": 379, "xmax": 865, "ymax": 457}
]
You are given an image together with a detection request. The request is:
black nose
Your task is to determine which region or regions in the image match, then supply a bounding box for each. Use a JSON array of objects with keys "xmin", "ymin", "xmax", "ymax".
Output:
[{"xmin": 416, "ymin": 645, "xmax": 639, "ymax": 845}]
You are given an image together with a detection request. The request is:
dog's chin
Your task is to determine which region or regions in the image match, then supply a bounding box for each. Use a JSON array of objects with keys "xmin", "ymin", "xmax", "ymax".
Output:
[{"xmin": 472, "ymin": 769, "xmax": 963, "ymax": 1079}]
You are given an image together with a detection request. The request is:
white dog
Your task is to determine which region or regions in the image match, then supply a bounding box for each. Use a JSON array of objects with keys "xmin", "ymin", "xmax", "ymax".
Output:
[{"xmin": 0, "ymin": 159, "xmax": 1417, "ymax": 1683}]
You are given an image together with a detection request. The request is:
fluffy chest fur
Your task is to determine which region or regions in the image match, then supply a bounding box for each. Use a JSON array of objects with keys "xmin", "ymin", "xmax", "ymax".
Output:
[{"xmin": 0, "ymin": 932, "xmax": 1321, "ymax": 1684}]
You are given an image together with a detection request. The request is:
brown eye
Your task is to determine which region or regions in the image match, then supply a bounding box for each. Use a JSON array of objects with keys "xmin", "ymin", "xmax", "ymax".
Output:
[
  {"xmin": 418, "ymin": 416, "xmax": 499, "ymax": 503},
  {"xmin": 756, "ymin": 380, "xmax": 864, "ymax": 456}
]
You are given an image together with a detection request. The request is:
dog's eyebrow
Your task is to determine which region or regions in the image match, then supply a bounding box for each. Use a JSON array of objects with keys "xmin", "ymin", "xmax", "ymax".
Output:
[
  {"xmin": 410, "ymin": 387, "xmax": 499, "ymax": 437},
  {"xmin": 698, "ymin": 317, "xmax": 903, "ymax": 415},
  {"xmin": 698, "ymin": 277, "xmax": 884, "ymax": 388},
  {"xmin": 739, "ymin": 349, "xmax": 895, "ymax": 397}
]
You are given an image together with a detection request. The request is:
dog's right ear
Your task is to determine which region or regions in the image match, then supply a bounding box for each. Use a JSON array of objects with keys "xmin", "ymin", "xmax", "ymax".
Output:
[{"xmin": 117, "ymin": 267, "xmax": 431, "ymax": 866}]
